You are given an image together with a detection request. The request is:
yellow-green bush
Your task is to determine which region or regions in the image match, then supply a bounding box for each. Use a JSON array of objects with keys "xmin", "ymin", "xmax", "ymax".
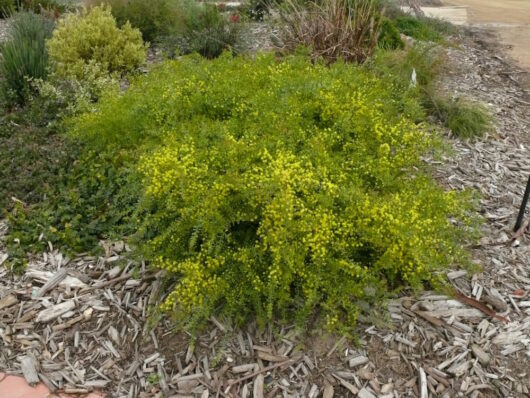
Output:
[
  {"xmin": 62, "ymin": 54, "xmax": 476, "ymax": 331},
  {"xmin": 47, "ymin": 6, "xmax": 146, "ymax": 81}
]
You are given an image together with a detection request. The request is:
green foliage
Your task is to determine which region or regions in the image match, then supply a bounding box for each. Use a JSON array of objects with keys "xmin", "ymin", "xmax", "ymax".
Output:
[
  {"xmin": 278, "ymin": 0, "xmax": 383, "ymax": 64},
  {"xmin": 18, "ymin": 0, "xmax": 70, "ymax": 14},
  {"xmin": 46, "ymin": 5, "xmax": 147, "ymax": 81},
  {"xmin": 89, "ymin": 0, "xmax": 183, "ymax": 43},
  {"xmin": 88, "ymin": 0, "xmax": 243, "ymax": 59},
  {"xmin": 32, "ymin": 65, "xmax": 120, "ymax": 122},
  {"xmin": 0, "ymin": 0, "xmax": 70, "ymax": 17},
  {"xmin": 67, "ymin": 54, "xmax": 476, "ymax": 331},
  {"xmin": 378, "ymin": 18, "xmax": 404, "ymax": 50},
  {"xmin": 369, "ymin": 44, "xmax": 443, "ymax": 89},
  {"xmin": 424, "ymin": 95, "xmax": 493, "ymax": 138},
  {"xmin": 168, "ymin": 1, "xmax": 243, "ymax": 59},
  {"xmin": 0, "ymin": 111, "xmax": 68, "ymax": 211},
  {"xmin": 0, "ymin": 11, "xmax": 53, "ymax": 106},
  {"xmin": 394, "ymin": 15, "xmax": 454, "ymax": 43},
  {"xmin": 247, "ymin": 0, "xmax": 272, "ymax": 20},
  {"xmin": 0, "ymin": 0, "xmax": 15, "ymax": 17},
  {"xmin": 6, "ymin": 146, "xmax": 141, "ymax": 260}
]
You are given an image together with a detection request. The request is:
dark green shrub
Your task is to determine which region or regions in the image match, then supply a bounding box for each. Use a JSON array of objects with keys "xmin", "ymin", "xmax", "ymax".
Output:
[
  {"xmin": 62, "ymin": 54, "xmax": 476, "ymax": 331},
  {"xmin": 0, "ymin": 11, "xmax": 54, "ymax": 106},
  {"xmin": 88, "ymin": 0, "xmax": 244, "ymax": 58},
  {"xmin": 378, "ymin": 18, "xmax": 404, "ymax": 49},
  {"xmin": 176, "ymin": 2, "xmax": 243, "ymax": 59},
  {"xmin": 87, "ymin": 0, "xmax": 183, "ymax": 43}
]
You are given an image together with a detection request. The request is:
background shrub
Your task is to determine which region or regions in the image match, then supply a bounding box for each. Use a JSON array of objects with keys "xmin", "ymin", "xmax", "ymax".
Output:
[
  {"xmin": 180, "ymin": 2, "xmax": 242, "ymax": 58},
  {"xmin": 378, "ymin": 18, "xmax": 404, "ymax": 49},
  {"xmin": 86, "ymin": 0, "xmax": 183, "ymax": 43},
  {"xmin": 86, "ymin": 0, "xmax": 243, "ymax": 58},
  {"xmin": 0, "ymin": 11, "xmax": 54, "ymax": 106},
  {"xmin": 18, "ymin": 0, "xmax": 69, "ymax": 14},
  {"xmin": 64, "ymin": 54, "xmax": 475, "ymax": 331},
  {"xmin": 47, "ymin": 5, "xmax": 147, "ymax": 81},
  {"xmin": 246, "ymin": 0, "xmax": 272, "ymax": 20},
  {"xmin": 278, "ymin": 0, "xmax": 383, "ymax": 64}
]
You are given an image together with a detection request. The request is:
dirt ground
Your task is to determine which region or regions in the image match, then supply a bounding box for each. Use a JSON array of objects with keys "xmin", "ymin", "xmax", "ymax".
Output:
[{"xmin": 442, "ymin": 0, "xmax": 530, "ymax": 72}]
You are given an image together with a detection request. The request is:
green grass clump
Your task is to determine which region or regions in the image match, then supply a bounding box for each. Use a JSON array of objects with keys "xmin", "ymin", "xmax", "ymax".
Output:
[
  {"xmin": 378, "ymin": 18, "xmax": 404, "ymax": 50},
  {"xmin": 0, "ymin": 0, "xmax": 15, "ymax": 17},
  {"xmin": 175, "ymin": 1, "xmax": 243, "ymax": 59},
  {"xmin": 394, "ymin": 15, "xmax": 454, "ymax": 42},
  {"xmin": 425, "ymin": 96, "xmax": 493, "ymax": 138},
  {"xmin": 0, "ymin": 11, "xmax": 53, "ymax": 106},
  {"xmin": 37, "ymin": 53, "xmax": 475, "ymax": 332}
]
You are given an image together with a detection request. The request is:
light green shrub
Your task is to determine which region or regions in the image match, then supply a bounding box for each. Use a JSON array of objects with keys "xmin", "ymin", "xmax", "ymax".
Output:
[
  {"xmin": 46, "ymin": 5, "xmax": 147, "ymax": 81},
  {"xmin": 32, "ymin": 66, "xmax": 119, "ymax": 121},
  {"xmin": 68, "ymin": 54, "xmax": 476, "ymax": 332}
]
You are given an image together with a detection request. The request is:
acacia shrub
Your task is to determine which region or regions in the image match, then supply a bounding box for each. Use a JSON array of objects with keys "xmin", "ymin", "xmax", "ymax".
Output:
[{"xmin": 69, "ymin": 54, "xmax": 475, "ymax": 330}]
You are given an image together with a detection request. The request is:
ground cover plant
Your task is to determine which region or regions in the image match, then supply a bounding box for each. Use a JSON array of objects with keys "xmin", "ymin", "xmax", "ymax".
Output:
[{"xmin": 18, "ymin": 53, "xmax": 474, "ymax": 332}]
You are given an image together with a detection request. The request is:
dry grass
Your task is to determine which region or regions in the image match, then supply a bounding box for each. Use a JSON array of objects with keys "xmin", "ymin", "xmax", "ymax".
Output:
[{"xmin": 277, "ymin": 0, "xmax": 383, "ymax": 64}]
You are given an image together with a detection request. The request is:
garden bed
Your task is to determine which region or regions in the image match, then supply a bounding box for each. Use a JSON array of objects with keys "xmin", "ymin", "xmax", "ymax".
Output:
[
  {"xmin": 1, "ymin": 27, "xmax": 529, "ymax": 397},
  {"xmin": 0, "ymin": 0, "xmax": 529, "ymax": 396}
]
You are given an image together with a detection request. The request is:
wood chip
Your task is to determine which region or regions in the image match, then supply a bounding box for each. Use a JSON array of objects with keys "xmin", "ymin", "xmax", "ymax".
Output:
[
  {"xmin": 20, "ymin": 356, "xmax": 39, "ymax": 385},
  {"xmin": 0, "ymin": 294, "xmax": 18, "ymax": 310},
  {"xmin": 253, "ymin": 374, "xmax": 264, "ymax": 398},
  {"xmin": 36, "ymin": 300, "xmax": 75, "ymax": 323}
]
